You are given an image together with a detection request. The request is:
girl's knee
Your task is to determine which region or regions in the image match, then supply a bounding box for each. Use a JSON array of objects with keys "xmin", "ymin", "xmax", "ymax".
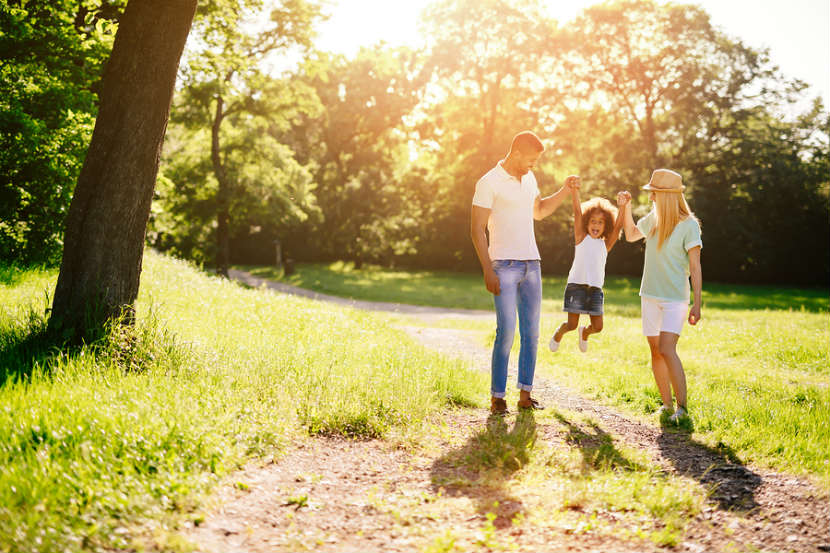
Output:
[
  {"xmin": 591, "ymin": 320, "xmax": 603, "ymax": 333},
  {"xmin": 564, "ymin": 320, "xmax": 578, "ymax": 330}
]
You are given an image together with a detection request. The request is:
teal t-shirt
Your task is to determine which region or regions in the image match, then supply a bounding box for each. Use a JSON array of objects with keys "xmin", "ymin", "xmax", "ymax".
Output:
[{"xmin": 636, "ymin": 210, "xmax": 702, "ymax": 302}]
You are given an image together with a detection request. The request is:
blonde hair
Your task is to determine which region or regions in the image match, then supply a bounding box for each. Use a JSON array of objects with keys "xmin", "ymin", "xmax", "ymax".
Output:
[
  {"xmin": 651, "ymin": 191, "xmax": 700, "ymax": 248},
  {"xmin": 580, "ymin": 197, "xmax": 618, "ymax": 239}
]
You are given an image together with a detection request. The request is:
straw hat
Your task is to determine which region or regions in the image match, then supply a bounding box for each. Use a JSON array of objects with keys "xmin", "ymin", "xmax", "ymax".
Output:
[{"xmin": 642, "ymin": 169, "xmax": 684, "ymax": 192}]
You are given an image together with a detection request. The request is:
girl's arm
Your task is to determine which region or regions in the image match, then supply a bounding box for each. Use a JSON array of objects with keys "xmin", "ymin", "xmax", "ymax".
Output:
[
  {"xmin": 605, "ymin": 201, "xmax": 625, "ymax": 251},
  {"xmin": 617, "ymin": 191, "xmax": 644, "ymax": 242},
  {"xmin": 571, "ymin": 183, "xmax": 586, "ymax": 244},
  {"xmin": 688, "ymin": 246, "xmax": 702, "ymax": 325}
]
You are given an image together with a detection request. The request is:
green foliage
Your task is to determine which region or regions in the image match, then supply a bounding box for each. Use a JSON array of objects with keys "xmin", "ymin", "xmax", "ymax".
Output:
[
  {"xmin": 150, "ymin": 0, "xmax": 324, "ymax": 271},
  {"xmin": 280, "ymin": 47, "xmax": 427, "ymax": 266},
  {"xmin": 0, "ymin": 0, "xmax": 125, "ymax": 264},
  {"xmin": 0, "ymin": 252, "xmax": 485, "ymax": 551},
  {"xmin": 3, "ymin": 0, "xmax": 827, "ymax": 284}
]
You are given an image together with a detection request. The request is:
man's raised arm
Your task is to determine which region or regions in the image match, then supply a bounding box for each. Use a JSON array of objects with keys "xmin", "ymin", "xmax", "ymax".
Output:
[{"xmin": 534, "ymin": 175, "xmax": 580, "ymax": 220}]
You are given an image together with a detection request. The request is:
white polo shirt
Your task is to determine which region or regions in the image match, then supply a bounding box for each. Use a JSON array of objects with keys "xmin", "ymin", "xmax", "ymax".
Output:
[{"xmin": 472, "ymin": 162, "xmax": 541, "ymax": 261}]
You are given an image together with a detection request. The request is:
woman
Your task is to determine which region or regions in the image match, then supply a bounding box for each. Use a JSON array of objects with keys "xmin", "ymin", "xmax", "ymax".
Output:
[{"xmin": 618, "ymin": 169, "xmax": 702, "ymax": 424}]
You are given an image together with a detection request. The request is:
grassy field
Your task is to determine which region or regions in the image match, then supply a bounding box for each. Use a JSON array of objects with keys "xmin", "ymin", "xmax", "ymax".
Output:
[
  {"xmin": 0, "ymin": 253, "xmax": 486, "ymax": 552},
  {"xmin": 243, "ymin": 261, "xmax": 830, "ymax": 484},
  {"xmin": 241, "ymin": 261, "xmax": 830, "ymax": 314}
]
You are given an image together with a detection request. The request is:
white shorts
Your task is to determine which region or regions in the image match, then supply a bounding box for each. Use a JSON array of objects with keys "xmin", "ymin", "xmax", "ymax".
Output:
[{"xmin": 641, "ymin": 297, "xmax": 687, "ymax": 336}]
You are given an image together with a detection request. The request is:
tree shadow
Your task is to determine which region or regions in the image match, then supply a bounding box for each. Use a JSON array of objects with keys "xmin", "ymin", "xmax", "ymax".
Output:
[
  {"xmin": 0, "ymin": 321, "xmax": 63, "ymax": 386},
  {"xmin": 430, "ymin": 410, "xmax": 537, "ymax": 529},
  {"xmin": 656, "ymin": 427, "xmax": 762, "ymax": 512},
  {"xmin": 550, "ymin": 411, "xmax": 646, "ymax": 474}
]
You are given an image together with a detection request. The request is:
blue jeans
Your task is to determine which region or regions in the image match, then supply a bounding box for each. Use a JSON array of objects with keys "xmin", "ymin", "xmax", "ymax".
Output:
[{"xmin": 490, "ymin": 259, "xmax": 542, "ymax": 398}]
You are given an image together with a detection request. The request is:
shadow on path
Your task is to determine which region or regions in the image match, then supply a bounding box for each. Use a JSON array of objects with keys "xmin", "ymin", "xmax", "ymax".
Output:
[
  {"xmin": 656, "ymin": 427, "xmax": 762, "ymax": 512},
  {"xmin": 430, "ymin": 411, "xmax": 536, "ymax": 529},
  {"xmin": 550, "ymin": 410, "xmax": 647, "ymax": 474}
]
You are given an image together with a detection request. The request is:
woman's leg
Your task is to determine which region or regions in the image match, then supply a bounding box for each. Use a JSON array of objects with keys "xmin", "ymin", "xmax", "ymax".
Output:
[
  {"xmin": 647, "ymin": 336, "xmax": 674, "ymax": 408},
  {"xmin": 658, "ymin": 332, "xmax": 687, "ymax": 408}
]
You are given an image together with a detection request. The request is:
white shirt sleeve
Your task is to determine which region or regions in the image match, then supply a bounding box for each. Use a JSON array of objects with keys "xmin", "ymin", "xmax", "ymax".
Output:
[{"xmin": 472, "ymin": 176, "xmax": 494, "ymax": 208}]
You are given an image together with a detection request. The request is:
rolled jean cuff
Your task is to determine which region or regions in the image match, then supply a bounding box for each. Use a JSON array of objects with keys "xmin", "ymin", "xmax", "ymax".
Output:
[
  {"xmin": 517, "ymin": 383, "xmax": 533, "ymax": 392},
  {"xmin": 491, "ymin": 391, "xmax": 506, "ymax": 399}
]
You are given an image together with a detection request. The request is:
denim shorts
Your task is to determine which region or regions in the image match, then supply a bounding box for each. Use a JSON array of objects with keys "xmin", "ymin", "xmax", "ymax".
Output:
[{"xmin": 563, "ymin": 283, "xmax": 604, "ymax": 316}]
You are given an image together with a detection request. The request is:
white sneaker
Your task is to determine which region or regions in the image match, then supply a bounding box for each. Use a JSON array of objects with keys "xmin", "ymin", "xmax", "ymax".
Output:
[
  {"xmin": 548, "ymin": 334, "xmax": 561, "ymax": 352},
  {"xmin": 657, "ymin": 405, "xmax": 674, "ymax": 421},
  {"xmin": 577, "ymin": 326, "xmax": 588, "ymax": 353},
  {"xmin": 669, "ymin": 406, "xmax": 688, "ymax": 424}
]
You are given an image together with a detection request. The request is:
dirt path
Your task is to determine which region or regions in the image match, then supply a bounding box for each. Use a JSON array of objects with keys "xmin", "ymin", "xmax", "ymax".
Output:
[{"xmin": 183, "ymin": 273, "xmax": 829, "ymax": 552}]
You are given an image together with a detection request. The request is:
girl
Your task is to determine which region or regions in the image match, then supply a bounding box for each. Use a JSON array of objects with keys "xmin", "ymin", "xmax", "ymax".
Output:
[
  {"xmin": 549, "ymin": 182, "xmax": 623, "ymax": 353},
  {"xmin": 618, "ymin": 169, "xmax": 702, "ymax": 424}
]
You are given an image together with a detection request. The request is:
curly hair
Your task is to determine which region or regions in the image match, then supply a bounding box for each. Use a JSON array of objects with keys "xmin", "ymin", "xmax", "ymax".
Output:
[{"xmin": 580, "ymin": 197, "xmax": 618, "ymax": 239}]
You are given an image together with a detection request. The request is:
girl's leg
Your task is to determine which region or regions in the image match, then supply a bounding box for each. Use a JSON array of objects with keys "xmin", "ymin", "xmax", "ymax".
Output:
[
  {"xmin": 582, "ymin": 315, "xmax": 604, "ymax": 340},
  {"xmin": 554, "ymin": 313, "xmax": 580, "ymax": 341},
  {"xmin": 647, "ymin": 336, "xmax": 674, "ymax": 408},
  {"xmin": 658, "ymin": 332, "xmax": 687, "ymax": 408}
]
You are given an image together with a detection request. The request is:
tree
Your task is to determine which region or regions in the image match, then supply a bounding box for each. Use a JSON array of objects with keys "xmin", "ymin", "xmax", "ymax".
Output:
[
  {"xmin": 281, "ymin": 47, "xmax": 426, "ymax": 267},
  {"xmin": 49, "ymin": 0, "xmax": 198, "ymax": 339},
  {"xmin": 415, "ymin": 0, "xmax": 556, "ymax": 268},
  {"xmin": 0, "ymin": 0, "xmax": 126, "ymax": 264},
  {"xmin": 173, "ymin": 0, "xmax": 323, "ymax": 276}
]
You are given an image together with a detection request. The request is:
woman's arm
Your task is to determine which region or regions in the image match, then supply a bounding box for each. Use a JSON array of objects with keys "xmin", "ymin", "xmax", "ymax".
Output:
[
  {"xmin": 571, "ymin": 183, "xmax": 585, "ymax": 244},
  {"xmin": 688, "ymin": 246, "xmax": 702, "ymax": 325}
]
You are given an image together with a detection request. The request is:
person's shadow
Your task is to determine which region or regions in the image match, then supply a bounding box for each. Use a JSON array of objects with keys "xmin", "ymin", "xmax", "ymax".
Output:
[
  {"xmin": 430, "ymin": 410, "xmax": 537, "ymax": 529},
  {"xmin": 550, "ymin": 411, "xmax": 646, "ymax": 474},
  {"xmin": 656, "ymin": 425, "xmax": 762, "ymax": 512}
]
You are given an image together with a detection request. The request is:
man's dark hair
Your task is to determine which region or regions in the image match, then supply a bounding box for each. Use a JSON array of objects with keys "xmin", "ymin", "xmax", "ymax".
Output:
[{"xmin": 510, "ymin": 131, "xmax": 545, "ymax": 154}]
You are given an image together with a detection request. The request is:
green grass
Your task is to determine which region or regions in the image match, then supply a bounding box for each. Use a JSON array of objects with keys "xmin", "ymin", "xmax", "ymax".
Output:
[
  {"xmin": 242, "ymin": 261, "xmax": 829, "ymax": 314},
  {"xmin": 243, "ymin": 261, "xmax": 830, "ymax": 485},
  {"xmin": 0, "ymin": 252, "xmax": 486, "ymax": 552}
]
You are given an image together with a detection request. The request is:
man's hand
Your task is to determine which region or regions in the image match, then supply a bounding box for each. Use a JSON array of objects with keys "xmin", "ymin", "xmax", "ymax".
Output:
[
  {"xmin": 688, "ymin": 304, "xmax": 701, "ymax": 325},
  {"xmin": 565, "ymin": 175, "xmax": 581, "ymax": 190},
  {"xmin": 484, "ymin": 269, "xmax": 501, "ymax": 296}
]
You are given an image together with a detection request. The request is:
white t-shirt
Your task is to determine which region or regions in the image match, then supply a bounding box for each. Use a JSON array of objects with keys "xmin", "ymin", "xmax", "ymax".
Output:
[
  {"xmin": 472, "ymin": 162, "xmax": 541, "ymax": 261},
  {"xmin": 566, "ymin": 236, "xmax": 607, "ymax": 288}
]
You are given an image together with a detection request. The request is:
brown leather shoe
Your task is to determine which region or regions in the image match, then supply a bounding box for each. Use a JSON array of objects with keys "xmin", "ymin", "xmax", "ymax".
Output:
[
  {"xmin": 490, "ymin": 397, "xmax": 508, "ymax": 415},
  {"xmin": 517, "ymin": 396, "xmax": 545, "ymax": 410}
]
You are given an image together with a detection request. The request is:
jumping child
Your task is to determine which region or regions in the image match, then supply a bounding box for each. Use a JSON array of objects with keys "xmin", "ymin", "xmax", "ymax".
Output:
[{"xmin": 549, "ymin": 181, "xmax": 623, "ymax": 353}]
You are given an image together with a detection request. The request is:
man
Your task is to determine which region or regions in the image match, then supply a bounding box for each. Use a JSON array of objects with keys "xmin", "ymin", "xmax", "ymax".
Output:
[{"xmin": 471, "ymin": 130, "xmax": 578, "ymax": 415}]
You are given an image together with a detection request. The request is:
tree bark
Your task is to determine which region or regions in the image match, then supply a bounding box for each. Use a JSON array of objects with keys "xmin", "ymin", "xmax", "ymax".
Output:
[{"xmin": 49, "ymin": 0, "xmax": 197, "ymax": 340}]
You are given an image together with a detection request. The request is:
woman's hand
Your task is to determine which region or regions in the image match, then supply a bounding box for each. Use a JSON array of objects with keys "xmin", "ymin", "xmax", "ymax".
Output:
[
  {"xmin": 617, "ymin": 190, "xmax": 631, "ymax": 207},
  {"xmin": 688, "ymin": 304, "xmax": 701, "ymax": 325}
]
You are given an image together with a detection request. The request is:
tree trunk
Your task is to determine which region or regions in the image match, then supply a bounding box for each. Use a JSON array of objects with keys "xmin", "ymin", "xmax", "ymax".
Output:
[
  {"xmin": 211, "ymin": 95, "xmax": 231, "ymax": 277},
  {"xmin": 49, "ymin": 0, "xmax": 197, "ymax": 340}
]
